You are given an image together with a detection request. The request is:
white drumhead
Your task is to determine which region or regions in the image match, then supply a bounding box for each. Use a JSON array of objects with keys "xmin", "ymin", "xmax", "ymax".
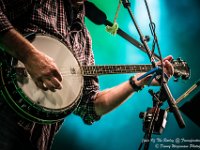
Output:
[{"xmin": 17, "ymin": 35, "xmax": 83, "ymax": 110}]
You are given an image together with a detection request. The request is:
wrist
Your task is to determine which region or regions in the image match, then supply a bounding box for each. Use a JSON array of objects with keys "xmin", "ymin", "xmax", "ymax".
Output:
[{"xmin": 129, "ymin": 76, "xmax": 144, "ymax": 92}]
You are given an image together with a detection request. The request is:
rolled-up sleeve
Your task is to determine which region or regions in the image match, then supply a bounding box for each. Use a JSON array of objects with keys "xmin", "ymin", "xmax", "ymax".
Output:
[
  {"xmin": 0, "ymin": 4, "xmax": 13, "ymax": 33},
  {"xmin": 73, "ymin": 76, "xmax": 101, "ymax": 125}
]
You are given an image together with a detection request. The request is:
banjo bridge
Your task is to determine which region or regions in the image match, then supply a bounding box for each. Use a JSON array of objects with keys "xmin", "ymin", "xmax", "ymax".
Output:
[{"xmin": 70, "ymin": 67, "xmax": 76, "ymax": 74}]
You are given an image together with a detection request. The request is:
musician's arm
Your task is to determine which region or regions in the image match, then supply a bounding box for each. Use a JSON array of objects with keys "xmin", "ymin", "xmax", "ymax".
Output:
[
  {"xmin": 0, "ymin": 29, "xmax": 40, "ymax": 63},
  {"xmin": 0, "ymin": 9, "xmax": 62, "ymax": 91},
  {"xmin": 0, "ymin": 6, "xmax": 30, "ymax": 61},
  {"xmin": 0, "ymin": 5, "xmax": 45, "ymax": 65},
  {"xmin": 94, "ymin": 74, "xmax": 144, "ymax": 116},
  {"xmin": 94, "ymin": 56, "xmax": 174, "ymax": 116}
]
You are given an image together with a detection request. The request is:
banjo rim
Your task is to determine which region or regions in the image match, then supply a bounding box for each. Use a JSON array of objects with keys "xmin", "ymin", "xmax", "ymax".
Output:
[{"xmin": 0, "ymin": 33, "xmax": 85, "ymax": 124}]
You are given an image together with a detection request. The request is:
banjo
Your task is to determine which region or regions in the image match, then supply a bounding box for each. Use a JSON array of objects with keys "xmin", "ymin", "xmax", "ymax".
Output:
[{"xmin": 0, "ymin": 34, "xmax": 190, "ymax": 124}]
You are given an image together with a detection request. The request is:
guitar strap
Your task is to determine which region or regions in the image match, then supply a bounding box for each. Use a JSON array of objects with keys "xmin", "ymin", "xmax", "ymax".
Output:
[
  {"xmin": 63, "ymin": 0, "xmax": 84, "ymax": 31},
  {"xmin": 63, "ymin": 0, "xmax": 74, "ymax": 27}
]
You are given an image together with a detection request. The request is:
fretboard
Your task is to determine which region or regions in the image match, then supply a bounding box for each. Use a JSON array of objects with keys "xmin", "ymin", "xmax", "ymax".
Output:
[{"xmin": 81, "ymin": 65, "xmax": 154, "ymax": 76}]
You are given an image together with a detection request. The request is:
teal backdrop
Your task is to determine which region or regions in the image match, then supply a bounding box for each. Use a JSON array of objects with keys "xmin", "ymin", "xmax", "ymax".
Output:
[{"xmin": 52, "ymin": 0, "xmax": 200, "ymax": 150}]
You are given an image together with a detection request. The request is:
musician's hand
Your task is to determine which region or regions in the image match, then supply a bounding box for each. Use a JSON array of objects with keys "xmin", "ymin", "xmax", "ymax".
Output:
[
  {"xmin": 23, "ymin": 50, "xmax": 63, "ymax": 92},
  {"xmin": 133, "ymin": 55, "xmax": 174, "ymax": 87}
]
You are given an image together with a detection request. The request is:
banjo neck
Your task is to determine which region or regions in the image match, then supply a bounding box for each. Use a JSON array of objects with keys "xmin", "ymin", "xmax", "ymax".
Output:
[
  {"xmin": 81, "ymin": 59, "xmax": 190, "ymax": 79},
  {"xmin": 81, "ymin": 65, "xmax": 154, "ymax": 76}
]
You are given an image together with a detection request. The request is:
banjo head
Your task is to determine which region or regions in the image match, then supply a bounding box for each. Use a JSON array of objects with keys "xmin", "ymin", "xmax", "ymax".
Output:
[{"xmin": 16, "ymin": 35, "xmax": 83, "ymax": 112}]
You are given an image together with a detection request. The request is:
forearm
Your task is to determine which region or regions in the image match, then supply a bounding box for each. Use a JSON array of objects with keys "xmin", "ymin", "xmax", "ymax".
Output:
[
  {"xmin": 94, "ymin": 80, "xmax": 137, "ymax": 116},
  {"xmin": 94, "ymin": 55, "xmax": 174, "ymax": 116},
  {"xmin": 0, "ymin": 28, "xmax": 37, "ymax": 63}
]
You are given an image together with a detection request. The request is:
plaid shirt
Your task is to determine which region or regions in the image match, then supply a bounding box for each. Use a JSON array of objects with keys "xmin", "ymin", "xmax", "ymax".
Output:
[{"xmin": 0, "ymin": 0, "xmax": 100, "ymax": 149}]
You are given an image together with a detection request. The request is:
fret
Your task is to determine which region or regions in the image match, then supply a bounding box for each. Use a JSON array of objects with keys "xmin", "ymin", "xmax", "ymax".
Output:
[{"xmin": 82, "ymin": 65, "xmax": 153, "ymax": 76}]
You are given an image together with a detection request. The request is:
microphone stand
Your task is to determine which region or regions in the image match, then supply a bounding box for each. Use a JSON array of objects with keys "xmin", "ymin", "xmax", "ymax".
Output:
[
  {"xmin": 104, "ymin": 20, "xmax": 161, "ymax": 61},
  {"xmin": 121, "ymin": 0, "xmax": 186, "ymax": 149},
  {"xmin": 84, "ymin": 1, "xmax": 161, "ymax": 61},
  {"xmin": 138, "ymin": 90, "xmax": 164, "ymax": 150},
  {"xmin": 121, "ymin": 0, "xmax": 156, "ymax": 67}
]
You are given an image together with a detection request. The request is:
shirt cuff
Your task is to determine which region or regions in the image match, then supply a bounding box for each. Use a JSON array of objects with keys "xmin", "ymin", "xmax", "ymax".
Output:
[{"xmin": 73, "ymin": 91, "xmax": 101, "ymax": 125}]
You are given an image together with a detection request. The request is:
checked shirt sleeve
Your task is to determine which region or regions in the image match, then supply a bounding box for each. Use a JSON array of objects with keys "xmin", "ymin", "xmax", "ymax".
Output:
[
  {"xmin": 0, "ymin": 4, "xmax": 13, "ymax": 33},
  {"xmin": 73, "ymin": 76, "xmax": 101, "ymax": 125}
]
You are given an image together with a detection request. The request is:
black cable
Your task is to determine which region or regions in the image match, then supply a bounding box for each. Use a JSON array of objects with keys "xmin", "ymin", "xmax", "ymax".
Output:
[
  {"xmin": 144, "ymin": 0, "xmax": 162, "ymax": 59},
  {"xmin": 143, "ymin": 0, "xmax": 164, "ymax": 86},
  {"xmin": 143, "ymin": 0, "xmax": 166, "ymax": 112},
  {"xmin": 144, "ymin": 1, "xmax": 186, "ymax": 129},
  {"xmin": 138, "ymin": 1, "xmax": 166, "ymax": 149}
]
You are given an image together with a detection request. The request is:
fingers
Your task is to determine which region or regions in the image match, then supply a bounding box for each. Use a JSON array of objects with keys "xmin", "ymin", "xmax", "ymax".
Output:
[
  {"xmin": 156, "ymin": 55, "xmax": 174, "ymax": 77},
  {"xmin": 156, "ymin": 55, "xmax": 173, "ymax": 65},
  {"xmin": 35, "ymin": 80, "xmax": 48, "ymax": 91},
  {"xmin": 43, "ymin": 76, "xmax": 63, "ymax": 92},
  {"xmin": 164, "ymin": 60, "xmax": 174, "ymax": 77},
  {"xmin": 53, "ymin": 68, "xmax": 63, "ymax": 82},
  {"xmin": 163, "ymin": 55, "xmax": 173, "ymax": 62},
  {"xmin": 25, "ymin": 50, "xmax": 63, "ymax": 92},
  {"xmin": 136, "ymin": 55, "xmax": 174, "ymax": 86},
  {"xmin": 35, "ymin": 74, "xmax": 63, "ymax": 92}
]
